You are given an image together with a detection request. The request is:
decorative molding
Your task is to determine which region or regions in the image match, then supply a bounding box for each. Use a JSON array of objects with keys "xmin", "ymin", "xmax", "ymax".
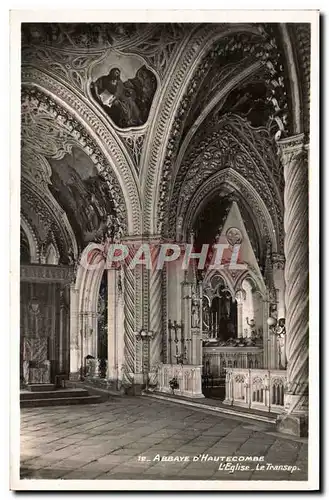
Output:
[
  {"xmin": 143, "ymin": 23, "xmax": 291, "ymax": 235},
  {"xmin": 21, "ymin": 179, "xmax": 78, "ymax": 263},
  {"xmin": 20, "ymin": 264, "xmax": 75, "ymax": 283},
  {"xmin": 21, "ymin": 86, "xmax": 128, "ymax": 232},
  {"xmin": 277, "ymin": 133, "xmax": 306, "ymax": 167},
  {"xmin": 182, "ymin": 168, "xmax": 278, "ymax": 252},
  {"xmin": 21, "ymin": 69, "xmax": 141, "ymax": 234},
  {"xmin": 20, "ymin": 215, "xmax": 40, "ymax": 263},
  {"xmin": 149, "ymin": 247, "xmax": 163, "ymax": 379},
  {"xmin": 123, "ymin": 251, "xmax": 137, "ymax": 382},
  {"xmin": 170, "ymin": 60, "xmax": 264, "ymax": 193},
  {"xmin": 142, "ymin": 23, "xmax": 266, "ymax": 234},
  {"xmin": 120, "ymin": 133, "xmax": 145, "ymax": 173},
  {"xmin": 281, "ymin": 138, "xmax": 309, "ymax": 416},
  {"xmin": 22, "ymin": 23, "xmax": 190, "ymax": 90},
  {"xmin": 272, "ymin": 253, "xmax": 285, "ymax": 270},
  {"xmin": 169, "ymin": 118, "xmax": 283, "ymax": 251},
  {"xmin": 293, "ymin": 24, "xmax": 311, "ymax": 137}
]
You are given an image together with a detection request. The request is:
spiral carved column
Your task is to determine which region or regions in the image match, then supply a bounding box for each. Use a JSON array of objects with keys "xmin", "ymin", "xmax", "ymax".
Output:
[
  {"xmin": 122, "ymin": 247, "xmax": 137, "ymax": 386},
  {"xmin": 277, "ymin": 134, "xmax": 309, "ymax": 437},
  {"xmin": 148, "ymin": 243, "xmax": 163, "ymax": 385}
]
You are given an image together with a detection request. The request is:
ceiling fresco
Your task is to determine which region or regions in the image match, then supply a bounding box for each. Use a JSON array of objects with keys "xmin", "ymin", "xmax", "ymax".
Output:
[
  {"xmin": 48, "ymin": 146, "xmax": 115, "ymax": 247},
  {"xmin": 90, "ymin": 53, "xmax": 157, "ymax": 129},
  {"xmin": 20, "ymin": 22, "xmax": 310, "ymax": 263}
]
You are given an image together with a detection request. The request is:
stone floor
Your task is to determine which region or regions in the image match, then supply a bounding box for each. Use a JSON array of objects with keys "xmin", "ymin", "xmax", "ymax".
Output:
[{"xmin": 20, "ymin": 396, "xmax": 308, "ymax": 481}]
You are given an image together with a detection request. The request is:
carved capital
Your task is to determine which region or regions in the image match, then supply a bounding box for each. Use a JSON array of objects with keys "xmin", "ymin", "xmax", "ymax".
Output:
[
  {"xmin": 277, "ymin": 133, "xmax": 306, "ymax": 167},
  {"xmin": 235, "ymin": 289, "xmax": 246, "ymax": 304}
]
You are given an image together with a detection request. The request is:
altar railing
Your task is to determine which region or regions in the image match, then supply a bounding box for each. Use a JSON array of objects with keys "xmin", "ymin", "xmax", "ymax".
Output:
[
  {"xmin": 157, "ymin": 363, "xmax": 204, "ymax": 398},
  {"xmin": 224, "ymin": 368, "xmax": 287, "ymax": 413},
  {"xmin": 203, "ymin": 347, "xmax": 264, "ymax": 380}
]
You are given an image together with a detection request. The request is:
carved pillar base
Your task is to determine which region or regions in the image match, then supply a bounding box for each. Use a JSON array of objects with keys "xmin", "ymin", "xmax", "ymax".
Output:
[
  {"xmin": 107, "ymin": 269, "xmax": 117, "ymax": 381},
  {"xmin": 277, "ymin": 393, "xmax": 309, "ymax": 437},
  {"xmin": 277, "ymin": 413, "xmax": 308, "ymax": 438}
]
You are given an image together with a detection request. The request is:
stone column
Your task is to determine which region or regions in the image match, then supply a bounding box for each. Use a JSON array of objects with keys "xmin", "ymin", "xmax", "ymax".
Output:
[
  {"xmin": 116, "ymin": 269, "xmax": 125, "ymax": 388},
  {"xmin": 277, "ymin": 134, "xmax": 309, "ymax": 437},
  {"xmin": 272, "ymin": 253, "xmax": 286, "ymax": 369},
  {"xmin": 181, "ymin": 278, "xmax": 192, "ymax": 364},
  {"xmin": 272, "ymin": 253, "xmax": 286, "ymax": 319},
  {"xmin": 69, "ymin": 283, "xmax": 80, "ymax": 380},
  {"xmin": 190, "ymin": 282, "xmax": 203, "ymax": 366},
  {"xmin": 235, "ymin": 290, "xmax": 245, "ymax": 338},
  {"xmin": 59, "ymin": 288, "xmax": 65, "ymax": 373},
  {"xmin": 148, "ymin": 240, "xmax": 163, "ymax": 385},
  {"xmin": 121, "ymin": 241, "xmax": 138, "ymax": 388},
  {"xmin": 107, "ymin": 268, "xmax": 117, "ymax": 382}
]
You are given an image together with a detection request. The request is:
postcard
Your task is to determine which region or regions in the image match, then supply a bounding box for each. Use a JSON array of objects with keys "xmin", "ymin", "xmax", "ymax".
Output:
[{"xmin": 10, "ymin": 9, "xmax": 319, "ymax": 491}]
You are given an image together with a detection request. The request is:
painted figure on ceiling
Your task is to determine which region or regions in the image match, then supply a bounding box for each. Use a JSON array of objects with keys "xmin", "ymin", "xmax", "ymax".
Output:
[{"xmin": 92, "ymin": 65, "xmax": 157, "ymax": 128}]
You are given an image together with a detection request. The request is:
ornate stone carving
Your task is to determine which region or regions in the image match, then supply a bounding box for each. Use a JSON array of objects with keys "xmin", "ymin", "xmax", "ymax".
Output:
[
  {"xmin": 148, "ymin": 245, "xmax": 163, "ymax": 380},
  {"xmin": 292, "ymin": 24, "xmax": 311, "ymax": 137},
  {"xmin": 182, "ymin": 168, "xmax": 278, "ymax": 252},
  {"xmin": 277, "ymin": 134, "xmax": 308, "ymax": 436},
  {"xmin": 168, "ymin": 117, "xmax": 283, "ymax": 249},
  {"xmin": 277, "ymin": 133, "xmax": 306, "ymax": 167},
  {"xmin": 21, "ymin": 215, "xmax": 40, "ymax": 263},
  {"xmin": 22, "ymin": 69, "xmax": 141, "ymax": 234},
  {"xmin": 21, "ymin": 86, "xmax": 128, "ymax": 232},
  {"xmin": 272, "ymin": 252, "xmax": 285, "ymax": 270},
  {"xmin": 121, "ymin": 133, "xmax": 145, "ymax": 173},
  {"xmin": 226, "ymin": 227, "xmax": 243, "ymax": 246},
  {"xmin": 147, "ymin": 25, "xmax": 288, "ymax": 236},
  {"xmin": 122, "ymin": 250, "xmax": 137, "ymax": 384},
  {"xmin": 142, "ymin": 23, "xmax": 247, "ymax": 232},
  {"xmin": 21, "ymin": 179, "xmax": 77, "ymax": 263},
  {"xmin": 129, "ymin": 23, "xmax": 192, "ymax": 79},
  {"xmin": 22, "ymin": 23, "xmax": 188, "ymax": 90},
  {"xmin": 20, "ymin": 264, "xmax": 75, "ymax": 283}
]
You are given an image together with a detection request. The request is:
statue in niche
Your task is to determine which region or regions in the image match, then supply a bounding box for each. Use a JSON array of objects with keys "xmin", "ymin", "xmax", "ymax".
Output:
[
  {"xmin": 276, "ymin": 318, "xmax": 286, "ymax": 369},
  {"xmin": 191, "ymin": 293, "xmax": 200, "ymax": 328},
  {"xmin": 91, "ymin": 65, "xmax": 157, "ymax": 128}
]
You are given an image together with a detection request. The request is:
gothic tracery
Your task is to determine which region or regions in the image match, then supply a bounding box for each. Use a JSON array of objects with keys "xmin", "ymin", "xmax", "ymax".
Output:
[{"xmin": 20, "ymin": 21, "xmax": 311, "ymax": 439}]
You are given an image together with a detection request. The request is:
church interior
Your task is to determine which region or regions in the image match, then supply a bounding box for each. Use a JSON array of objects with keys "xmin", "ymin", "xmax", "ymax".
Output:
[{"xmin": 19, "ymin": 20, "xmax": 310, "ymax": 467}]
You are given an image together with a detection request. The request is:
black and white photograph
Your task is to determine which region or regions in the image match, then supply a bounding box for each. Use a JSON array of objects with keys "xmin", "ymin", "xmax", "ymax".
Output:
[{"xmin": 9, "ymin": 9, "xmax": 319, "ymax": 491}]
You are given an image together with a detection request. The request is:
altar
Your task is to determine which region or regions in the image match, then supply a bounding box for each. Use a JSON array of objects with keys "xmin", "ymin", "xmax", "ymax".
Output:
[{"xmin": 202, "ymin": 344, "xmax": 264, "ymax": 379}]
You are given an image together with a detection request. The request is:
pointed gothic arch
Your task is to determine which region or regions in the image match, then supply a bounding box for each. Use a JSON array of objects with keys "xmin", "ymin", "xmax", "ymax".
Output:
[
  {"xmin": 21, "ymin": 69, "xmax": 142, "ymax": 235},
  {"xmin": 181, "ymin": 167, "xmax": 278, "ymax": 253},
  {"xmin": 20, "ymin": 216, "xmax": 39, "ymax": 264},
  {"xmin": 141, "ymin": 23, "xmax": 303, "ymax": 235}
]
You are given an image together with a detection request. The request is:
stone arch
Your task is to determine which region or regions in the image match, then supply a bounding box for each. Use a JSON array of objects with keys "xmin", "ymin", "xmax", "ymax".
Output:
[
  {"xmin": 21, "ymin": 68, "xmax": 142, "ymax": 235},
  {"xmin": 203, "ymin": 268, "xmax": 236, "ymax": 299},
  {"xmin": 21, "ymin": 176, "xmax": 78, "ymax": 264},
  {"xmin": 168, "ymin": 115, "xmax": 284, "ymax": 249},
  {"xmin": 170, "ymin": 61, "xmax": 263, "ymax": 194},
  {"xmin": 20, "ymin": 215, "xmax": 39, "ymax": 263},
  {"xmin": 141, "ymin": 23, "xmax": 303, "ymax": 235},
  {"xmin": 278, "ymin": 24, "xmax": 303, "ymax": 135},
  {"xmin": 70, "ymin": 243, "xmax": 106, "ymax": 376},
  {"xmin": 237, "ymin": 270, "xmax": 267, "ymax": 299},
  {"xmin": 181, "ymin": 168, "xmax": 278, "ymax": 253}
]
